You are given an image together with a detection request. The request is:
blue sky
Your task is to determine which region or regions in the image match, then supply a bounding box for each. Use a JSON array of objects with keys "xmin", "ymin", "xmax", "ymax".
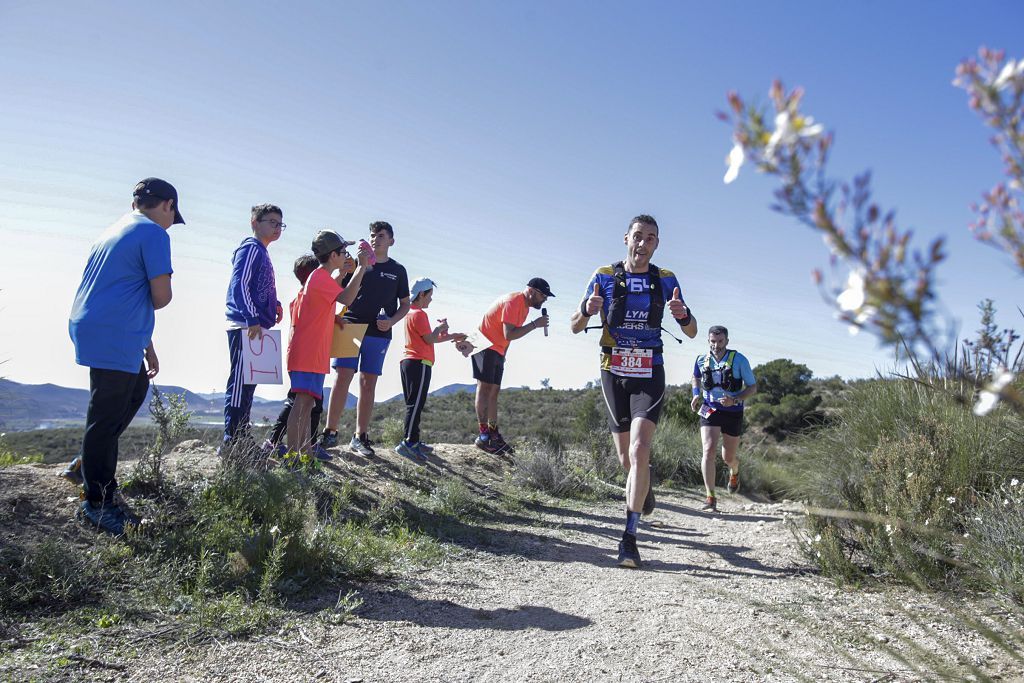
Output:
[{"xmin": 1, "ymin": 1, "xmax": 1021, "ymax": 402}]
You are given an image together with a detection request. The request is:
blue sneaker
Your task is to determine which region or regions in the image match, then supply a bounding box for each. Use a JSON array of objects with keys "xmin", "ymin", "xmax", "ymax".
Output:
[
  {"xmin": 410, "ymin": 442, "xmax": 431, "ymax": 461},
  {"xmin": 312, "ymin": 443, "xmax": 333, "ymax": 462},
  {"xmin": 320, "ymin": 430, "xmax": 339, "ymax": 448},
  {"xmin": 394, "ymin": 440, "xmax": 423, "ymax": 463},
  {"xmin": 415, "ymin": 442, "xmax": 434, "ymax": 456},
  {"xmin": 617, "ymin": 532, "xmax": 642, "ymax": 569},
  {"xmin": 79, "ymin": 500, "xmax": 137, "ymax": 536},
  {"xmin": 60, "ymin": 456, "xmax": 84, "ymax": 486}
]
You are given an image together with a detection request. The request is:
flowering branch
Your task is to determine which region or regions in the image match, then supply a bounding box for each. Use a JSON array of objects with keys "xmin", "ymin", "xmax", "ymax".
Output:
[
  {"xmin": 719, "ymin": 80, "xmax": 950, "ymax": 360},
  {"xmin": 954, "ymin": 47, "xmax": 1024, "ymax": 272}
]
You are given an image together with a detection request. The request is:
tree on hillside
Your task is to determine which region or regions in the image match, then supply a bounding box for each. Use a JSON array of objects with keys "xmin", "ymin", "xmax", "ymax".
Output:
[{"xmin": 745, "ymin": 358, "xmax": 824, "ymax": 439}]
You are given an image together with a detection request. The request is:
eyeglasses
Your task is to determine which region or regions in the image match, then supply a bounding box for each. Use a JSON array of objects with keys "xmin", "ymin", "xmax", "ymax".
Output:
[{"xmin": 258, "ymin": 219, "xmax": 286, "ymax": 230}]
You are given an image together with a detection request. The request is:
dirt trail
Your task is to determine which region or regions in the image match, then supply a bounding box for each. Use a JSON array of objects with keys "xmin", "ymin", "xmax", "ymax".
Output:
[{"xmin": 2, "ymin": 445, "xmax": 1020, "ymax": 682}]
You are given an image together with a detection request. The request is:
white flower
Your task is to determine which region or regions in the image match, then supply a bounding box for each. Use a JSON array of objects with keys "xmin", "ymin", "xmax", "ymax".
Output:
[
  {"xmin": 837, "ymin": 271, "xmax": 866, "ymax": 311},
  {"xmin": 993, "ymin": 58, "xmax": 1024, "ymax": 91},
  {"xmin": 764, "ymin": 111, "xmax": 792, "ymax": 163},
  {"xmin": 1004, "ymin": 499, "xmax": 1010, "ymax": 506},
  {"xmin": 947, "ymin": 496, "xmax": 956, "ymax": 504},
  {"xmin": 885, "ymin": 524, "xmax": 894, "ymax": 536},
  {"xmin": 974, "ymin": 517, "xmax": 983, "ymax": 522},
  {"xmin": 974, "ymin": 367, "xmax": 1016, "ymax": 416},
  {"xmin": 270, "ymin": 525, "xmax": 280, "ymax": 535},
  {"xmin": 1012, "ymin": 478, "xmax": 1020, "ymax": 487},
  {"xmin": 724, "ymin": 142, "xmax": 745, "ymax": 184},
  {"xmin": 963, "ymin": 533, "xmax": 970, "ymax": 539},
  {"xmin": 813, "ymin": 534, "xmax": 822, "ymax": 543},
  {"xmin": 924, "ymin": 519, "xmax": 930, "ymax": 526}
]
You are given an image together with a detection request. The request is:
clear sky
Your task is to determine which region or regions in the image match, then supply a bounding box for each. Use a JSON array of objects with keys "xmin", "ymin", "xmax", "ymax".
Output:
[{"xmin": 1, "ymin": 1, "xmax": 1021, "ymax": 402}]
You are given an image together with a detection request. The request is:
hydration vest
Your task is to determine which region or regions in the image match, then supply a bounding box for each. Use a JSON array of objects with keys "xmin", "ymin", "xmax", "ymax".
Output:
[
  {"xmin": 605, "ymin": 261, "xmax": 664, "ymax": 329},
  {"xmin": 701, "ymin": 350, "xmax": 744, "ymax": 392}
]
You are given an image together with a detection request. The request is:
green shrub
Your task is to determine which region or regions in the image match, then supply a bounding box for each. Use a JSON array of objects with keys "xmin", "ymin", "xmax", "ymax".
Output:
[
  {"xmin": 961, "ymin": 478, "xmax": 1024, "ymax": 603},
  {"xmin": 784, "ymin": 377, "xmax": 1024, "ymax": 593},
  {"xmin": 648, "ymin": 419, "xmax": 703, "ymax": 487},
  {"xmin": 379, "ymin": 417, "xmax": 405, "ymax": 447}
]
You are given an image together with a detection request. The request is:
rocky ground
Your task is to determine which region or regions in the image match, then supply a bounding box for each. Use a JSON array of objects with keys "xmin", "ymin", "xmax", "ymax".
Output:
[{"xmin": 2, "ymin": 444, "xmax": 1021, "ymax": 682}]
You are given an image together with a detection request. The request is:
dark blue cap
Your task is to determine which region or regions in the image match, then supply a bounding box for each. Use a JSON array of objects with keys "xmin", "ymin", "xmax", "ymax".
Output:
[{"xmin": 133, "ymin": 177, "xmax": 185, "ymax": 225}]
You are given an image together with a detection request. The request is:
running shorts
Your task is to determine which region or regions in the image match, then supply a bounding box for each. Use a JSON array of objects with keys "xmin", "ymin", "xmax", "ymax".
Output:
[
  {"xmin": 332, "ymin": 335, "xmax": 390, "ymax": 375},
  {"xmin": 289, "ymin": 371, "xmax": 326, "ymax": 399},
  {"xmin": 599, "ymin": 365, "xmax": 666, "ymax": 433},
  {"xmin": 471, "ymin": 348, "xmax": 505, "ymax": 385},
  {"xmin": 699, "ymin": 408, "xmax": 744, "ymax": 437}
]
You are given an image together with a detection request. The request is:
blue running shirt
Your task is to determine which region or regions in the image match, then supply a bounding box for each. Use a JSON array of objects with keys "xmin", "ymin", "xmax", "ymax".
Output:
[{"xmin": 581, "ymin": 265, "xmax": 685, "ymax": 370}]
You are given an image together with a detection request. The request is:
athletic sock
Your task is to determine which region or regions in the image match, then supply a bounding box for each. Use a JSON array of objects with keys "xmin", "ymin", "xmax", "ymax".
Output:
[
  {"xmin": 706, "ymin": 488, "xmax": 715, "ymax": 498},
  {"xmin": 478, "ymin": 422, "xmax": 489, "ymax": 435},
  {"xmin": 625, "ymin": 510, "xmax": 641, "ymax": 535}
]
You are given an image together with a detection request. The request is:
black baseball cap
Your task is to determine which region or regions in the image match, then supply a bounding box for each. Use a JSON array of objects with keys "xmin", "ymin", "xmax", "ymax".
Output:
[
  {"xmin": 133, "ymin": 178, "xmax": 185, "ymax": 225},
  {"xmin": 527, "ymin": 277, "xmax": 555, "ymax": 297},
  {"xmin": 312, "ymin": 230, "xmax": 355, "ymax": 258}
]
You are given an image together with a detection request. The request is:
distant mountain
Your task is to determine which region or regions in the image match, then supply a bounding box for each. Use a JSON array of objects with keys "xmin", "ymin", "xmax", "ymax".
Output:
[
  {"xmin": 0, "ymin": 379, "xmax": 356, "ymax": 431},
  {"xmin": 382, "ymin": 382, "xmax": 475, "ymax": 404}
]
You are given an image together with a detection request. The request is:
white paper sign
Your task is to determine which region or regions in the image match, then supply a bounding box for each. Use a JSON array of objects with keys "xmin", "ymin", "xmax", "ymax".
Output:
[{"xmin": 241, "ymin": 329, "xmax": 283, "ymax": 385}]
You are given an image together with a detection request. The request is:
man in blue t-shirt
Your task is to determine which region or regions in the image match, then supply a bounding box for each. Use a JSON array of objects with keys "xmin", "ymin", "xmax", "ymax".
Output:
[
  {"xmin": 690, "ymin": 325, "xmax": 758, "ymax": 512},
  {"xmin": 66, "ymin": 177, "xmax": 182, "ymax": 534},
  {"xmin": 321, "ymin": 221, "xmax": 410, "ymax": 456},
  {"xmin": 570, "ymin": 214, "xmax": 698, "ymax": 569}
]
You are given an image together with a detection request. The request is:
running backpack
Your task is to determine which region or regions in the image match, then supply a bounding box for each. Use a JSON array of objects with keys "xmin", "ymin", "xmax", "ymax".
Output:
[
  {"xmin": 700, "ymin": 350, "xmax": 744, "ymax": 392},
  {"xmin": 605, "ymin": 261, "xmax": 664, "ymax": 329}
]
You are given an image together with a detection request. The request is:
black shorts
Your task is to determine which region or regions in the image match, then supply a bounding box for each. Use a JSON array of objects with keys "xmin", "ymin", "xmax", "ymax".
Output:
[
  {"xmin": 699, "ymin": 408, "xmax": 744, "ymax": 437},
  {"xmin": 472, "ymin": 348, "xmax": 505, "ymax": 385},
  {"xmin": 599, "ymin": 365, "xmax": 666, "ymax": 433}
]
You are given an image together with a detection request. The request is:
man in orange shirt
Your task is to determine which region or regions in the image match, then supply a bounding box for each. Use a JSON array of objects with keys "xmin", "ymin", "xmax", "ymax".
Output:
[{"xmin": 469, "ymin": 277, "xmax": 552, "ymax": 454}]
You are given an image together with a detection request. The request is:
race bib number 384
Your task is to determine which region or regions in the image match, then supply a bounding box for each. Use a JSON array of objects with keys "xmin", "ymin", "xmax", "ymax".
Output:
[{"xmin": 610, "ymin": 347, "xmax": 654, "ymax": 378}]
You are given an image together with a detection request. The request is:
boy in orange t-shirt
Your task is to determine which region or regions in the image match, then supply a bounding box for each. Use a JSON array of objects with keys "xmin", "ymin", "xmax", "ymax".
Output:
[
  {"xmin": 395, "ymin": 278, "xmax": 467, "ymax": 461},
  {"xmin": 285, "ymin": 231, "xmax": 369, "ymax": 459}
]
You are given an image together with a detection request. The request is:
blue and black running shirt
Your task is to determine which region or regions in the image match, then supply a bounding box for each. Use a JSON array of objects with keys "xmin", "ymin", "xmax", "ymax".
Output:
[{"xmin": 582, "ymin": 265, "xmax": 686, "ymax": 370}]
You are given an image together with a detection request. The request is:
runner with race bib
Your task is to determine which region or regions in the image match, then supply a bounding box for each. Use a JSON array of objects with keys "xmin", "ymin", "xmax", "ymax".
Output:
[{"xmin": 570, "ymin": 214, "xmax": 698, "ymax": 568}]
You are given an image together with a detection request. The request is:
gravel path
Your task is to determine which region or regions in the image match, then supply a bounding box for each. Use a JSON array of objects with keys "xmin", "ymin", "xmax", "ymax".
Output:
[
  {"xmin": 3, "ymin": 447, "xmax": 1020, "ymax": 682},
  {"xmin": 128, "ymin": 482, "xmax": 1021, "ymax": 682}
]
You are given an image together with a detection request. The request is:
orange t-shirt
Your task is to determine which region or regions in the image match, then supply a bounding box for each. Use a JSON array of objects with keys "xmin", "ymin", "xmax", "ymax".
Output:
[
  {"xmin": 479, "ymin": 291, "xmax": 528, "ymax": 356},
  {"xmin": 287, "ymin": 268, "xmax": 342, "ymax": 373},
  {"xmin": 403, "ymin": 308, "xmax": 434, "ymax": 364}
]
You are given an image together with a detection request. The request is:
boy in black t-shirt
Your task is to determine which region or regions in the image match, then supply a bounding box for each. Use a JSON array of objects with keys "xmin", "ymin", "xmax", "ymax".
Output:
[{"xmin": 321, "ymin": 221, "xmax": 410, "ymax": 456}]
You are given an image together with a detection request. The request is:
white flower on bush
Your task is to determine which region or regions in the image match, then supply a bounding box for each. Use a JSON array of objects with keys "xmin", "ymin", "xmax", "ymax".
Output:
[
  {"xmin": 947, "ymin": 496, "xmax": 956, "ymax": 504},
  {"xmin": 724, "ymin": 142, "xmax": 745, "ymax": 184},
  {"xmin": 885, "ymin": 524, "xmax": 894, "ymax": 537},
  {"xmin": 1012, "ymin": 478, "xmax": 1020, "ymax": 487},
  {"xmin": 973, "ymin": 367, "xmax": 1016, "ymax": 416},
  {"xmin": 836, "ymin": 271, "xmax": 876, "ymax": 335},
  {"xmin": 1004, "ymin": 499, "xmax": 1010, "ymax": 506},
  {"xmin": 764, "ymin": 111, "xmax": 824, "ymax": 164},
  {"xmin": 270, "ymin": 525, "xmax": 280, "ymax": 535},
  {"xmin": 993, "ymin": 58, "xmax": 1024, "ymax": 91}
]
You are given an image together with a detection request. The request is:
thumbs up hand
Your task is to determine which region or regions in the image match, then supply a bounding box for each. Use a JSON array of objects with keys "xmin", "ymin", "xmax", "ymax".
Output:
[
  {"xmin": 668, "ymin": 286, "xmax": 689, "ymax": 320},
  {"xmin": 585, "ymin": 282, "xmax": 604, "ymax": 316}
]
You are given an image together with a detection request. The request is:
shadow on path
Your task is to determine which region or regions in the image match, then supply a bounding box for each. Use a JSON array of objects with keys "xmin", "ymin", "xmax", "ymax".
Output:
[{"xmin": 357, "ymin": 592, "xmax": 592, "ymax": 632}]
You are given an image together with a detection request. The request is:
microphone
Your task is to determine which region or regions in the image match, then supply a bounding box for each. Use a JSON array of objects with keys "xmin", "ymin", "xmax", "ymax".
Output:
[{"xmin": 541, "ymin": 307, "xmax": 548, "ymax": 337}]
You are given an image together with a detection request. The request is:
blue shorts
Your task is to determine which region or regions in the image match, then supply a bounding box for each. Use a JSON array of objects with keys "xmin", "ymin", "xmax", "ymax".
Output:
[
  {"xmin": 289, "ymin": 371, "xmax": 326, "ymax": 399},
  {"xmin": 332, "ymin": 335, "xmax": 390, "ymax": 375}
]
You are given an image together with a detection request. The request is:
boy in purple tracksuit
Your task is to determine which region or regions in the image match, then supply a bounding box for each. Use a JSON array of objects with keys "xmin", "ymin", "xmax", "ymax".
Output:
[{"xmin": 223, "ymin": 203, "xmax": 285, "ymax": 445}]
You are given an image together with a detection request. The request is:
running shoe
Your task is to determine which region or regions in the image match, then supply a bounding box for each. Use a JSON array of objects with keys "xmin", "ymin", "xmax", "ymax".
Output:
[
  {"xmin": 727, "ymin": 472, "xmax": 740, "ymax": 494},
  {"xmin": 394, "ymin": 440, "xmax": 423, "ymax": 463},
  {"xmin": 416, "ymin": 442, "xmax": 435, "ymax": 456},
  {"xmin": 60, "ymin": 456, "xmax": 84, "ymax": 487},
  {"xmin": 642, "ymin": 464, "xmax": 656, "ymax": 517},
  {"xmin": 617, "ymin": 532, "xmax": 642, "ymax": 569},
  {"xmin": 410, "ymin": 442, "xmax": 432, "ymax": 461},
  {"xmin": 312, "ymin": 443, "xmax": 334, "ymax": 462},
  {"xmin": 350, "ymin": 434, "xmax": 375, "ymax": 457},
  {"xmin": 474, "ymin": 434, "xmax": 502, "ymax": 455},
  {"xmin": 490, "ymin": 431, "xmax": 515, "ymax": 455},
  {"xmin": 701, "ymin": 495, "xmax": 718, "ymax": 512},
  {"xmin": 320, "ymin": 430, "xmax": 339, "ymax": 448},
  {"xmin": 78, "ymin": 499, "xmax": 137, "ymax": 536}
]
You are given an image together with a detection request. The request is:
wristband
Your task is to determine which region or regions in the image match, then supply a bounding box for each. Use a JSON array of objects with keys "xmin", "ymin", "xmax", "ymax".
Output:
[
  {"xmin": 678, "ymin": 312, "xmax": 693, "ymax": 327},
  {"xmin": 579, "ymin": 301, "xmax": 592, "ymax": 318},
  {"xmin": 692, "ymin": 387, "xmax": 700, "ymax": 397}
]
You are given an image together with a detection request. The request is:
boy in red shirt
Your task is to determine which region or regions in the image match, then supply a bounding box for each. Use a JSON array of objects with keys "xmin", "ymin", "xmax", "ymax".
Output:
[
  {"xmin": 396, "ymin": 278, "xmax": 467, "ymax": 461},
  {"xmin": 285, "ymin": 231, "xmax": 369, "ymax": 459}
]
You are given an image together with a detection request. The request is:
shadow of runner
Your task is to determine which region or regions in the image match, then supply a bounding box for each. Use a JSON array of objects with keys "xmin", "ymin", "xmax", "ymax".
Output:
[
  {"xmin": 657, "ymin": 499, "xmax": 784, "ymax": 524},
  {"xmin": 357, "ymin": 593, "xmax": 592, "ymax": 631}
]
